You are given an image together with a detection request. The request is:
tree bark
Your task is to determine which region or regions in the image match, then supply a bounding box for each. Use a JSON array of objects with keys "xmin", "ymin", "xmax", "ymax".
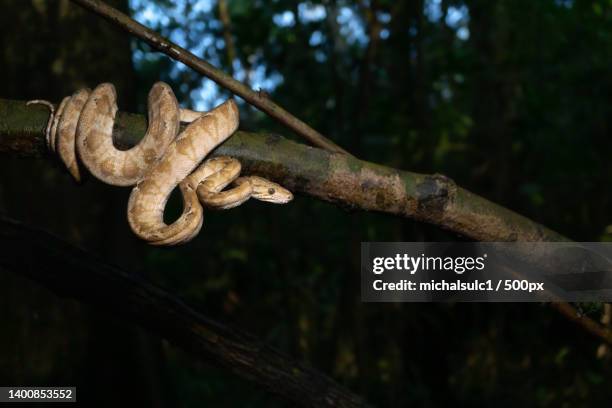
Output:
[
  {"xmin": 0, "ymin": 97, "xmax": 567, "ymax": 242},
  {"xmin": 0, "ymin": 215, "xmax": 369, "ymax": 408}
]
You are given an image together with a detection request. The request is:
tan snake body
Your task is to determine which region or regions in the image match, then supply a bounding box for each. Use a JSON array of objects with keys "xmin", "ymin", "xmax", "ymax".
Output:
[{"xmin": 29, "ymin": 82, "xmax": 292, "ymax": 246}]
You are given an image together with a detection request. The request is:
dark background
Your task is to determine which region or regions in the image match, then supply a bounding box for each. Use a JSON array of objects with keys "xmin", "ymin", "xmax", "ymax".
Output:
[{"xmin": 0, "ymin": 0, "xmax": 611, "ymax": 406}]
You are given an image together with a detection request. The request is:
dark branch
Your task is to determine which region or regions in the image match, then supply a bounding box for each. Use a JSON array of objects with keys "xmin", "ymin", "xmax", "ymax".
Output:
[{"xmin": 0, "ymin": 215, "xmax": 369, "ymax": 408}]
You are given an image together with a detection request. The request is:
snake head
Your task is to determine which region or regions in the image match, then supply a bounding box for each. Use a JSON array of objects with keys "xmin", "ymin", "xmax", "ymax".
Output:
[{"xmin": 247, "ymin": 176, "xmax": 293, "ymax": 204}]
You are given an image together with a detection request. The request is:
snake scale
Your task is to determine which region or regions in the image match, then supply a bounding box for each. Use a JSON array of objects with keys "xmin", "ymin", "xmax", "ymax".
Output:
[{"xmin": 29, "ymin": 82, "xmax": 293, "ymax": 246}]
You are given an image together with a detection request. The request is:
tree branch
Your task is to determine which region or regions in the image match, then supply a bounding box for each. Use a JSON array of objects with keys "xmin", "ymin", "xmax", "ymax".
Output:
[
  {"xmin": 0, "ymin": 97, "xmax": 567, "ymax": 242},
  {"xmin": 551, "ymin": 302, "xmax": 612, "ymax": 345},
  {"xmin": 1, "ymin": 97, "xmax": 610, "ymax": 347},
  {"xmin": 0, "ymin": 215, "xmax": 369, "ymax": 407},
  {"xmin": 69, "ymin": 0, "xmax": 350, "ymax": 156}
]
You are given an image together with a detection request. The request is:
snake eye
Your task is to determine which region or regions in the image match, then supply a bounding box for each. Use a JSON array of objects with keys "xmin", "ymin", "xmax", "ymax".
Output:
[{"xmin": 268, "ymin": 188, "xmax": 275, "ymax": 195}]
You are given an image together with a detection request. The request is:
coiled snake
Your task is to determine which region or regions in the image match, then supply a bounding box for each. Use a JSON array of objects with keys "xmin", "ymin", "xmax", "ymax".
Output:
[{"xmin": 29, "ymin": 82, "xmax": 293, "ymax": 246}]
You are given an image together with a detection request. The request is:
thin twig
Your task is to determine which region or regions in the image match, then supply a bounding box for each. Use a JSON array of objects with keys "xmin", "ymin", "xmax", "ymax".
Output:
[{"xmin": 70, "ymin": 0, "xmax": 351, "ymax": 156}]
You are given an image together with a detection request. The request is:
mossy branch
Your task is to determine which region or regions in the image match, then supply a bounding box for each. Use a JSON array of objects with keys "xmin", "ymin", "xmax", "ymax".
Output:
[{"xmin": 0, "ymin": 98, "xmax": 567, "ymax": 242}]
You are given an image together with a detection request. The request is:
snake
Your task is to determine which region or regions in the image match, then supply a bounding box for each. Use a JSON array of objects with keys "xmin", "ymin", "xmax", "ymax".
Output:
[{"xmin": 28, "ymin": 82, "xmax": 293, "ymax": 246}]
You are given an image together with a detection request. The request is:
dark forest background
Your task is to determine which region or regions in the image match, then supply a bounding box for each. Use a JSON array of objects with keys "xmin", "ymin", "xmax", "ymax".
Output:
[{"xmin": 0, "ymin": 0, "xmax": 611, "ymax": 406}]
